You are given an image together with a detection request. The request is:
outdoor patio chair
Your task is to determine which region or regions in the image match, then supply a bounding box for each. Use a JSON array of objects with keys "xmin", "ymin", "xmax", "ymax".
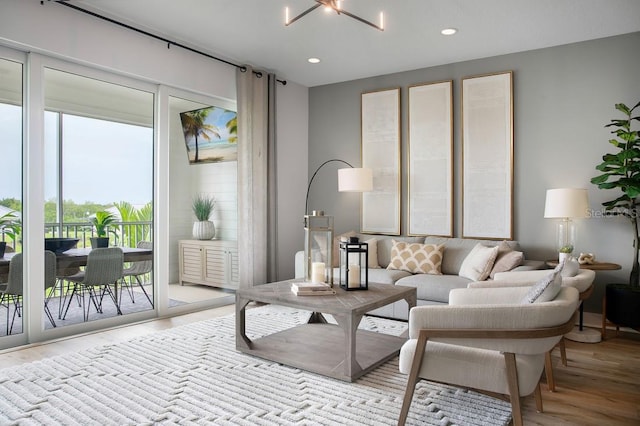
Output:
[
  {"xmin": 0, "ymin": 251, "xmax": 58, "ymax": 334},
  {"xmin": 121, "ymin": 241, "xmax": 153, "ymax": 307},
  {"xmin": 61, "ymin": 247, "xmax": 124, "ymax": 322}
]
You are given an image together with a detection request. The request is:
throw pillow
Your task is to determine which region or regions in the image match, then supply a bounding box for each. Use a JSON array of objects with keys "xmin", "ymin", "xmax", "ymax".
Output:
[
  {"xmin": 386, "ymin": 240, "xmax": 444, "ymax": 275},
  {"xmin": 459, "ymin": 243, "xmax": 500, "ymax": 281},
  {"xmin": 364, "ymin": 238, "xmax": 380, "ymax": 269},
  {"xmin": 331, "ymin": 231, "xmax": 357, "ymax": 267},
  {"xmin": 521, "ymin": 263, "xmax": 563, "ymax": 304},
  {"xmin": 489, "ymin": 250, "xmax": 524, "ymax": 279}
]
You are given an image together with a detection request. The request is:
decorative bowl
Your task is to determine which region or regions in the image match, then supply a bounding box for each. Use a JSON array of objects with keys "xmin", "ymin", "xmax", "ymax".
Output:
[{"xmin": 45, "ymin": 238, "xmax": 79, "ymax": 254}]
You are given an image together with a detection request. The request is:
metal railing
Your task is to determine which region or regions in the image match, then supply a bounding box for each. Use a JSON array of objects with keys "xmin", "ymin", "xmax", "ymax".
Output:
[{"xmin": 46, "ymin": 221, "xmax": 153, "ymax": 249}]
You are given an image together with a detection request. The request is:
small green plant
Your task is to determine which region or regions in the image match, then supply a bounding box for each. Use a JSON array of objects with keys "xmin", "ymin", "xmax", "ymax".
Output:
[
  {"xmin": 90, "ymin": 211, "xmax": 116, "ymax": 237},
  {"xmin": 559, "ymin": 245, "xmax": 574, "ymax": 254},
  {"xmin": 192, "ymin": 194, "xmax": 215, "ymax": 221}
]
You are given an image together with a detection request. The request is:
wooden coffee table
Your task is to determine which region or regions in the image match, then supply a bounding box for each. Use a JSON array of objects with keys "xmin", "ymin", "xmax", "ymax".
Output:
[{"xmin": 236, "ymin": 280, "xmax": 417, "ymax": 382}]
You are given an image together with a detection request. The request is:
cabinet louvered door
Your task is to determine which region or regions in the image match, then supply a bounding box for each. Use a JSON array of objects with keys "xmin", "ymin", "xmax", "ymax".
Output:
[{"xmin": 179, "ymin": 243, "xmax": 203, "ymax": 285}]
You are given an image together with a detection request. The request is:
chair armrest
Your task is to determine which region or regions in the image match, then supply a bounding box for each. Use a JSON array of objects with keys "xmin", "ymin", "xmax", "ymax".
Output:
[{"xmin": 492, "ymin": 268, "xmax": 596, "ymax": 294}]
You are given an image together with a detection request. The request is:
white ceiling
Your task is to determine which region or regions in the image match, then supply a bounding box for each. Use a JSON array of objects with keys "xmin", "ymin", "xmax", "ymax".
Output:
[{"xmin": 73, "ymin": 0, "xmax": 640, "ymax": 87}]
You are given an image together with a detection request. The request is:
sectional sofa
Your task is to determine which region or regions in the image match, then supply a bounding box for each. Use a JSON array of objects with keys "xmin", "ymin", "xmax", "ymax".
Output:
[{"xmin": 295, "ymin": 233, "xmax": 545, "ymax": 320}]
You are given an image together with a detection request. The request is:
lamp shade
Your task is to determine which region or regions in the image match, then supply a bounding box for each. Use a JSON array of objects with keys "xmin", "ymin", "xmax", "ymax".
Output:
[
  {"xmin": 544, "ymin": 188, "xmax": 589, "ymax": 218},
  {"xmin": 338, "ymin": 168, "xmax": 373, "ymax": 192}
]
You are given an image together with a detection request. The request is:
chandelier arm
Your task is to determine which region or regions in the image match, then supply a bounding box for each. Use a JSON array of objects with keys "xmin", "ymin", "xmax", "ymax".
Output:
[
  {"xmin": 286, "ymin": 3, "xmax": 322, "ymax": 26},
  {"xmin": 340, "ymin": 9, "xmax": 384, "ymax": 31},
  {"xmin": 305, "ymin": 159, "xmax": 354, "ymax": 216}
]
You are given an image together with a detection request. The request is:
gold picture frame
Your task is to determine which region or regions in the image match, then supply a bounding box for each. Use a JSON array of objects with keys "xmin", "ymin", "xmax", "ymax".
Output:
[
  {"xmin": 461, "ymin": 71, "xmax": 514, "ymax": 240},
  {"xmin": 407, "ymin": 80, "xmax": 453, "ymax": 237},
  {"xmin": 360, "ymin": 87, "xmax": 401, "ymax": 235}
]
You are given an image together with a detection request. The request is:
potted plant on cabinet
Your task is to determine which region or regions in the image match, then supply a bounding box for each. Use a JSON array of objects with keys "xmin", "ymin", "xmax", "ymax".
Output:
[
  {"xmin": 89, "ymin": 210, "xmax": 116, "ymax": 248},
  {"xmin": 590, "ymin": 101, "xmax": 640, "ymax": 330},
  {"xmin": 192, "ymin": 194, "xmax": 216, "ymax": 240},
  {"xmin": 0, "ymin": 210, "xmax": 20, "ymax": 257}
]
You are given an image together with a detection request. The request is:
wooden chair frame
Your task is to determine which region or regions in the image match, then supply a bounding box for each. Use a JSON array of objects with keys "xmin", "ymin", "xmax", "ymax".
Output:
[{"xmin": 398, "ymin": 312, "xmax": 577, "ymax": 426}]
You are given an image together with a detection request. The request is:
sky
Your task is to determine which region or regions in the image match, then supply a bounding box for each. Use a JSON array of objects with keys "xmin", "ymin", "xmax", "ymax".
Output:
[{"xmin": 1, "ymin": 105, "xmax": 153, "ymax": 206}]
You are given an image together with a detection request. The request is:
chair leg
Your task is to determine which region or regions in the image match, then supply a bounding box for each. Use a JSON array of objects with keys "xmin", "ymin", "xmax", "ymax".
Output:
[
  {"xmin": 545, "ymin": 351, "xmax": 556, "ymax": 392},
  {"xmin": 534, "ymin": 382, "xmax": 543, "ymax": 413},
  {"xmin": 135, "ymin": 275, "xmax": 153, "ymax": 307},
  {"xmin": 62, "ymin": 284, "xmax": 80, "ymax": 320},
  {"xmin": 559, "ymin": 338, "xmax": 567, "ymax": 367},
  {"xmin": 398, "ymin": 332, "xmax": 429, "ymax": 426},
  {"xmin": 504, "ymin": 352, "xmax": 523, "ymax": 426}
]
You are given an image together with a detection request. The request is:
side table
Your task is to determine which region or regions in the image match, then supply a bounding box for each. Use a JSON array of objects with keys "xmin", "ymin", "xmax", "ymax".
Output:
[{"xmin": 546, "ymin": 260, "xmax": 621, "ymax": 343}]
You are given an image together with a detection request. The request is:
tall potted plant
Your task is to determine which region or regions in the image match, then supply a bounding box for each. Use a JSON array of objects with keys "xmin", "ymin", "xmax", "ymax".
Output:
[
  {"xmin": 590, "ymin": 101, "xmax": 640, "ymax": 330},
  {"xmin": 192, "ymin": 194, "xmax": 216, "ymax": 240},
  {"xmin": 89, "ymin": 210, "xmax": 116, "ymax": 248}
]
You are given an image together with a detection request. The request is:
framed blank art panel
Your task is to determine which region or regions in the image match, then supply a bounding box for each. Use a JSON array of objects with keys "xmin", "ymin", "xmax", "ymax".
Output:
[
  {"xmin": 462, "ymin": 71, "xmax": 513, "ymax": 240},
  {"xmin": 360, "ymin": 88, "xmax": 401, "ymax": 235},
  {"xmin": 408, "ymin": 80, "xmax": 453, "ymax": 237}
]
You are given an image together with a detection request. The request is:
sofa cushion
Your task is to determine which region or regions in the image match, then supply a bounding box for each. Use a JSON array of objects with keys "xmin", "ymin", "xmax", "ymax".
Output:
[
  {"xmin": 387, "ymin": 241, "xmax": 444, "ymax": 275},
  {"xmin": 396, "ymin": 274, "xmax": 472, "ymax": 303},
  {"xmin": 459, "ymin": 243, "xmax": 500, "ymax": 281},
  {"xmin": 332, "ymin": 267, "xmax": 410, "ymax": 285},
  {"xmin": 424, "ymin": 237, "xmax": 521, "ymax": 275}
]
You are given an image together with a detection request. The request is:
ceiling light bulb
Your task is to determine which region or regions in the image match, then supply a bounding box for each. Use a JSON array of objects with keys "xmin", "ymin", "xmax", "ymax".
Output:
[
  {"xmin": 441, "ymin": 28, "xmax": 457, "ymax": 36},
  {"xmin": 380, "ymin": 12, "xmax": 384, "ymax": 30},
  {"xmin": 308, "ymin": 58, "xmax": 321, "ymax": 64}
]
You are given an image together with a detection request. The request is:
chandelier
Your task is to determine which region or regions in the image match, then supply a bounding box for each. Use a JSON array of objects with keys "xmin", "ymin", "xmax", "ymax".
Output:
[{"xmin": 285, "ymin": 0, "xmax": 384, "ymax": 31}]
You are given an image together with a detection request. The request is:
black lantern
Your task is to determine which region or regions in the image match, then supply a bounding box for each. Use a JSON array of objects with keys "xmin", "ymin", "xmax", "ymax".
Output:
[{"xmin": 339, "ymin": 237, "xmax": 368, "ymax": 290}]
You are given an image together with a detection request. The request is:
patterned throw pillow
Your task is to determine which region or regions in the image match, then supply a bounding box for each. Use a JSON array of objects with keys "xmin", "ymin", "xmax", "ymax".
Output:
[
  {"xmin": 386, "ymin": 240, "xmax": 444, "ymax": 275},
  {"xmin": 521, "ymin": 262, "xmax": 564, "ymax": 303}
]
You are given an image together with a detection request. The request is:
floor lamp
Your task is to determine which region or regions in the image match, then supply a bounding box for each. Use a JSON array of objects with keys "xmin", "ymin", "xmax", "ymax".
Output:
[{"xmin": 303, "ymin": 159, "xmax": 372, "ymax": 284}]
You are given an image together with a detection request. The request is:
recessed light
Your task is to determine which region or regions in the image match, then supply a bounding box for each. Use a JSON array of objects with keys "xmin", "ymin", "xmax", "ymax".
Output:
[
  {"xmin": 308, "ymin": 57, "xmax": 321, "ymax": 64},
  {"xmin": 441, "ymin": 28, "xmax": 457, "ymax": 36}
]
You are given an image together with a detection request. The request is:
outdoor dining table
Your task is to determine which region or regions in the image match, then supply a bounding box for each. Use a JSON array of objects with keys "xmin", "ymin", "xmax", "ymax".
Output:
[{"xmin": 0, "ymin": 247, "xmax": 153, "ymax": 276}]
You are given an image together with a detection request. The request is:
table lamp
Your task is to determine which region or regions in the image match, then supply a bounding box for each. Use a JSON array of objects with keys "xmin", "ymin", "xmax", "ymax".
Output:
[{"xmin": 544, "ymin": 188, "xmax": 589, "ymax": 261}]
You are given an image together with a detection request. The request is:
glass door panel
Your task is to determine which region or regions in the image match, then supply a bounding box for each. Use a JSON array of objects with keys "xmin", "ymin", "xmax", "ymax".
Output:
[
  {"xmin": 44, "ymin": 68, "xmax": 154, "ymax": 328},
  {"xmin": 0, "ymin": 57, "xmax": 23, "ymax": 339}
]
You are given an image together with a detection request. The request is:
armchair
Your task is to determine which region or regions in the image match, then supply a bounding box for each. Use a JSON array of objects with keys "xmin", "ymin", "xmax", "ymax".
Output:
[
  {"xmin": 398, "ymin": 286, "xmax": 579, "ymax": 426},
  {"xmin": 470, "ymin": 268, "xmax": 597, "ymax": 382}
]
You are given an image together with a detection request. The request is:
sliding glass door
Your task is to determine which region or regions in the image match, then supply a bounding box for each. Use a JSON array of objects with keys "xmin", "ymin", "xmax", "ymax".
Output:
[
  {"xmin": 0, "ymin": 54, "xmax": 24, "ymax": 342},
  {"xmin": 42, "ymin": 66, "xmax": 155, "ymax": 330}
]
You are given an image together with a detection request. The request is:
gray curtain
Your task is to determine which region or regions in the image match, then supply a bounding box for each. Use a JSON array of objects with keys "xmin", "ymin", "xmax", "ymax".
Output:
[{"xmin": 236, "ymin": 66, "xmax": 278, "ymax": 287}]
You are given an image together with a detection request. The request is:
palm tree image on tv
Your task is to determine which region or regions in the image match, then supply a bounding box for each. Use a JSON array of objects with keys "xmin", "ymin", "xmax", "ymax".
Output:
[{"xmin": 180, "ymin": 106, "xmax": 237, "ymax": 164}]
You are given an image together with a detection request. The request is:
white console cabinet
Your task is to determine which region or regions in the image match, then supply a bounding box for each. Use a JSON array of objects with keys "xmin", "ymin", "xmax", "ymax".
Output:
[{"xmin": 178, "ymin": 239, "xmax": 239, "ymax": 289}]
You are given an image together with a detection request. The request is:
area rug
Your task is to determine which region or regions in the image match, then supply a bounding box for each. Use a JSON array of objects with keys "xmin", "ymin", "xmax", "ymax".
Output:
[{"xmin": 0, "ymin": 305, "xmax": 512, "ymax": 425}]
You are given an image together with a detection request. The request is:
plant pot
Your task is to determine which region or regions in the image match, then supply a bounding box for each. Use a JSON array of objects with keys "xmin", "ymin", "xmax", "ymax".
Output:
[
  {"xmin": 192, "ymin": 220, "xmax": 215, "ymax": 240},
  {"xmin": 605, "ymin": 283, "xmax": 640, "ymax": 329},
  {"xmin": 90, "ymin": 237, "xmax": 109, "ymax": 249},
  {"xmin": 0, "ymin": 241, "xmax": 6, "ymax": 258}
]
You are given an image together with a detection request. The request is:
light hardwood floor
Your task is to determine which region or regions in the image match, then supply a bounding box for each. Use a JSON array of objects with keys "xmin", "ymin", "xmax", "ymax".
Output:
[{"xmin": 1, "ymin": 308, "xmax": 639, "ymax": 425}]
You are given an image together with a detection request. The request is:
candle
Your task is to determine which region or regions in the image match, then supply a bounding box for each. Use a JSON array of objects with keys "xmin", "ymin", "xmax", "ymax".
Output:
[
  {"xmin": 311, "ymin": 262, "xmax": 325, "ymax": 283},
  {"xmin": 348, "ymin": 264, "xmax": 360, "ymax": 288}
]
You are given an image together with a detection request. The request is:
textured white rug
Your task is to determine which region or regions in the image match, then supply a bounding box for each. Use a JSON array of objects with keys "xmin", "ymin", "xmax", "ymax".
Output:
[{"xmin": 0, "ymin": 305, "xmax": 512, "ymax": 425}]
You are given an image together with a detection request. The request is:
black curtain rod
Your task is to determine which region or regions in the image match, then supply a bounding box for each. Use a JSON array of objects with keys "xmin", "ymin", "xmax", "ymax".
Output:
[{"xmin": 46, "ymin": 0, "xmax": 287, "ymax": 85}]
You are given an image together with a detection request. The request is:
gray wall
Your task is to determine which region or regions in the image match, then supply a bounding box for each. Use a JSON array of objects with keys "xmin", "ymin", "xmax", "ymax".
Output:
[{"xmin": 308, "ymin": 32, "xmax": 640, "ymax": 313}]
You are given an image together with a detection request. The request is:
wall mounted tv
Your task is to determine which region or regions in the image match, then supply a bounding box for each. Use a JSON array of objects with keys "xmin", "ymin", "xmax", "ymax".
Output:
[{"xmin": 180, "ymin": 105, "xmax": 237, "ymax": 164}]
